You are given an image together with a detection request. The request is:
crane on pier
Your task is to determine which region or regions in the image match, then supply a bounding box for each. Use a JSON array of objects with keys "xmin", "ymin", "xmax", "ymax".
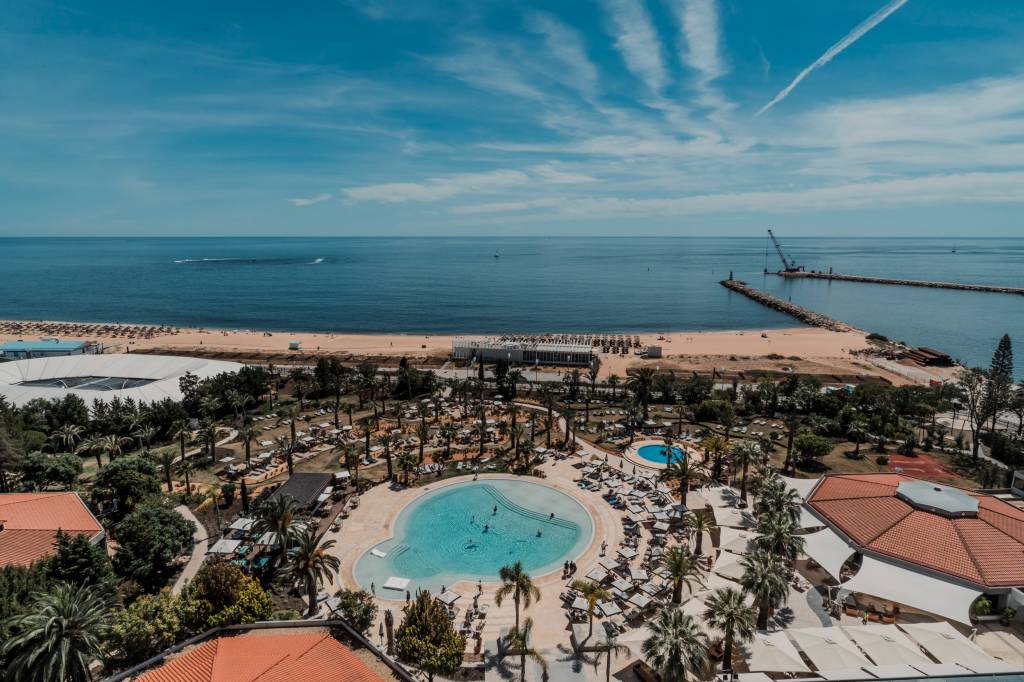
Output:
[{"xmin": 766, "ymin": 229, "xmax": 803, "ymax": 273}]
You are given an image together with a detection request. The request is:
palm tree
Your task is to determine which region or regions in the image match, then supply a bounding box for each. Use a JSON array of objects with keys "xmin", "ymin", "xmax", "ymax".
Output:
[
  {"xmin": 626, "ymin": 367, "xmax": 656, "ymax": 420},
  {"xmin": 847, "ymin": 418, "xmax": 869, "ymax": 458},
  {"xmin": 172, "ymin": 419, "xmax": 191, "ymax": 463},
  {"xmin": 153, "ymin": 448, "xmax": 177, "ymax": 492},
  {"xmin": 755, "ymin": 511, "xmax": 805, "ymax": 563},
  {"xmin": 659, "ymin": 546, "xmax": 704, "ymax": 604},
  {"xmin": 703, "ymin": 587, "xmax": 756, "ymax": 673},
  {"xmin": 397, "ymin": 450, "xmax": 417, "ymax": 486},
  {"xmin": 224, "ymin": 388, "xmax": 252, "ymax": 425},
  {"xmin": 701, "ymin": 434, "xmax": 729, "ymax": 481},
  {"xmin": 570, "ymin": 579, "xmax": 609, "ymax": 638},
  {"xmin": 684, "ymin": 512, "xmax": 715, "ymax": 557},
  {"xmin": 51, "ymin": 423, "xmax": 84, "ymax": 454},
  {"xmin": 198, "ymin": 420, "xmax": 219, "ymax": 465},
  {"xmin": 502, "ymin": 617, "xmax": 547, "ymax": 682},
  {"xmin": 495, "ymin": 561, "xmax": 541, "ymax": 630},
  {"xmin": 590, "ymin": 632, "xmax": 631, "ymax": 682},
  {"xmin": 1, "ymin": 582, "xmax": 111, "ymax": 682},
  {"xmin": 238, "ymin": 425, "xmax": 256, "ymax": 468},
  {"xmin": 199, "ymin": 394, "xmax": 221, "ymax": 419},
  {"xmin": 376, "ymin": 433, "xmax": 394, "ymax": 480},
  {"xmin": 415, "ymin": 420, "xmax": 431, "ymax": 463},
  {"xmin": 179, "ymin": 459, "xmax": 195, "ymax": 496},
  {"xmin": 286, "ymin": 528, "xmax": 341, "ymax": 616},
  {"xmin": 75, "ymin": 435, "xmax": 103, "ymax": 469},
  {"xmin": 439, "ymin": 423, "xmax": 457, "ymax": 464},
  {"xmin": 254, "ymin": 493, "xmax": 300, "ymax": 557},
  {"xmin": 132, "ymin": 424, "xmax": 157, "ymax": 453},
  {"xmin": 660, "ymin": 455, "xmax": 704, "ymax": 499},
  {"xmin": 641, "ymin": 608, "xmax": 708, "ymax": 682},
  {"xmin": 607, "ymin": 374, "xmax": 621, "ymax": 401},
  {"xmin": 99, "ymin": 434, "xmax": 129, "ymax": 464},
  {"xmin": 730, "ymin": 441, "xmax": 761, "ymax": 503},
  {"xmin": 740, "ymin": 550, "xmax": 789, "ymax": 630}
]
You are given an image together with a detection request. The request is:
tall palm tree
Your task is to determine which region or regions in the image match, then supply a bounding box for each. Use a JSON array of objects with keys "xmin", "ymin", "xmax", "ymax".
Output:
[
  {"xmin": 607, "ymin": 374, "xmax": 620, "ymax": 401},
  {"xmin": 254, "ymin": 493, "xmax": 300, "ymax": 557},
  {"xmin": 495, "ymin": 561, "xmax": 541, "ymax": 630},
  {"xmin": 641, "ymin": 608, "xmax": 708, "ymax": 682},
  {"xmin": 730, "ymin": 441, "xmax": 761, "ymax": 503},
  {"xmin": 179, "ymin": 459, "xmax": 194, "ymax": 496},
  {"xmin": 703, "ymin": 587, "xmax": 756, "ymax": 673},
  {"xmin": 660, "ymin": 455, "xmax": 704, "ymax": 499},
  {"xmin": 396, "ymin": 450, "xmax": 417, "ymax": 486},
  {"xmin": 99, "ymin": 434, "xmax": 129, "ymax": 464},
  {"xmin": 684, "ymin": 512, "xmax": 715, "ymax": 557},
  {"xmin": 172, "ymin": 419, "xmax": 191, "ymax": 463},
  {"xmin": 239, "ymin": 425, "xmax": 256, "ymax": 468},
  {"xmin": 415, "ymin": 420, "xmax": 431, "ymax": 464},
  {"xmin": 75, "ymin": 435, "xmax": 103, "ymax": 469},
  {"xmin": 51, "ymin": 423, "xmax": 84, "ymax": 454},
  {"xmin": 132, "ymin": 425, "xmax": 157, "ymax": 453},
  {"xmin": 153, "ymin": 448, "xmax": 177, "ymax": 492},
  {"xmin": 626, "ymin": 367, "xmax": 656, "ymax": 420},
  {"xmin": 1, "ymin": 582, "xmax": 111, "ymax": 682},
  {"xmin": 224, "ymin": 389, "xmax": 252, "ymax": 425},
  {"xmin": 590, "ymin": 632, "xmax": 631, "ymax": 682},
  {"xmin": 376, "ymin": 433, "xmax": 394, "ymax": 480},
  {"xmin": 847, "ymin": 418, "xmax": 869, "ymax": 458},
  {"xmin": 439, "ymin": 423, "xmax": 457, "ymax": 464},
  {"xmin": 755, "ymin": 511, "xmax": 805, "ymax": 563},
  {"xmin": 659, "ymin": 546, "xmax": 704, "ymax": 604},
  {"xmin": 199, "ymin": 394, "xmax": 221, "ymax": 419},
  {"xmin": 569, "ymin": 579, "xmax": 609, "ymax": 638},
  {"xmin": 286, "ymin": 528, "xmax": 341, "ymax": 616},
  {"xmin": 198, "ymin": 420, "xmax": 219, "ymax": 465},
  {"xmin": 701, "ymin": 434, "xmax": 729, "ymax": 481},
  {"xmin": 740, "ymin": 550, "xmax": 789, "ymax": 630},
  {"xmin": 502, "ymin": 617, "xmax": 547, "ymax": 682}
]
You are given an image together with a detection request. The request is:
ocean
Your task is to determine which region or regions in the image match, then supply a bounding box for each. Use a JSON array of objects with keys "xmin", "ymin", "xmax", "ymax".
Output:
[{"xmin": 1, "ymin": 237, "xmax": 1021, "ymax": 372}]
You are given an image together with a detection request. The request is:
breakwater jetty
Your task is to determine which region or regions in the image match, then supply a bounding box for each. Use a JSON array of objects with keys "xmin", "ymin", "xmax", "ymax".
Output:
[
  {"xmin": 772, "ymin": 271, "xmax": 1024, "ymax": 295},
  {"xmin": 720, "ymin": 278, "xmax": 854, "ymax": 332}
]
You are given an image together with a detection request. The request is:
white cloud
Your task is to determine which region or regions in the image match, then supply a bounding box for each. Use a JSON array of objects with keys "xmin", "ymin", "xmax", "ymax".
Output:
[
  {"xmin": 288, "ymin": 193, "xmax": 332, "ymax": 206},
  {"xmin": 674, "ymin": 0, "xmax": 730, "ymax": 112},
  {"xmin": 758, "ymin": 0, "xmax": 910, "ymax": 115},
  {"xmin": 530, "ymin": 163, "xmax": 598, "ymax": 184},
  {"xmin": 343, "ymin": 169, "xmax": 531, "ymax": 203},
  {"xmin": 602, "ymin": 0, "xmax": 668, "ymax": 94},
  {"xmin": 526, "ymin": 13, "xmax": 599, "ymax": 97}
]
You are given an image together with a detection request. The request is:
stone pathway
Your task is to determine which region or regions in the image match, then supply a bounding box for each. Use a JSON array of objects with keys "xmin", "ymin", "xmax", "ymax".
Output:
[{"xmin": 172, "ymin": 504, "xmax": 208, "ymax": 596}]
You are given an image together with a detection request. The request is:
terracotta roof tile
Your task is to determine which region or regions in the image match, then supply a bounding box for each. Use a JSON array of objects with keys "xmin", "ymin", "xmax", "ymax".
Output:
[
  {"xmin": 137, "ymin": 630, "xmax": 387, "ymax": 682},
  {"xmin": 0, "ymin": 493, "xmax": 103, "ymax": 567},
  {"xmin": 807, "ymin": 473, "xmax": 1024, "ymax": 589}
]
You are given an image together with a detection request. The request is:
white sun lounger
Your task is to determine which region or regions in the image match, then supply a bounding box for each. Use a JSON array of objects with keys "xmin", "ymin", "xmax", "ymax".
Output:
[{"xmin": 370, "ymin": 549, "xmax": 388, "ymax": 558}]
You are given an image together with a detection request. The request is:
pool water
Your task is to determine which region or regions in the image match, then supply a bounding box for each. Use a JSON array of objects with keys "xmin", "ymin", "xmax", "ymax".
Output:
[
  {"xmin": 354, "ymin": 479, "xmax": 592, "ymax": 597},
  {"xmin": 637, "ymin": 444, "xmax": 686, "ymax": 465}
]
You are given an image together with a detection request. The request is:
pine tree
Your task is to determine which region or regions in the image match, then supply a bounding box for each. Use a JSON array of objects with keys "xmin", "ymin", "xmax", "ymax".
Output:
[{"xmin": 986, "ymin": 335, "xmax": 1014, "ymax": 433}]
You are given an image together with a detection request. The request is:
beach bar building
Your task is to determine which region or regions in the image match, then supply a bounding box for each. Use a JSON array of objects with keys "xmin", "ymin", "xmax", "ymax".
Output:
[
  {"xmin": 452, "ymin": 337, "xmax": 593, "ymax": 367},
  {"xmin": 0, "ymin": 338, "xmax": 95, "ymax": 359}
]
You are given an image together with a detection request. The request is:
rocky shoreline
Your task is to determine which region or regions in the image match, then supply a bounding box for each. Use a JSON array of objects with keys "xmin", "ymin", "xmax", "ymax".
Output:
[{"xmin": 720, "ymin": 278, "xmax": 855, "ymax": 332}]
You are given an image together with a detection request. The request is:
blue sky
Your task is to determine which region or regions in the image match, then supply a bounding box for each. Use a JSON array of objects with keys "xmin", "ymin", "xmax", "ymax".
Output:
[{"xmin": 3, "ymin": 0, "xmax": 1024, "ymax": 236}]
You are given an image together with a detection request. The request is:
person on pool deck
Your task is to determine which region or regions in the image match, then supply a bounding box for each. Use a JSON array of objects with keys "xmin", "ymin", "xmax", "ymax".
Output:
[{"xmin": 549, "ymin": 512, "xmax": 555, "ymax": 520}]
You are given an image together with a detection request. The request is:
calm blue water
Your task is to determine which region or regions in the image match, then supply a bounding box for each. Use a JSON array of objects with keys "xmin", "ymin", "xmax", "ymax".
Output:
[
  {"xmin": 353, "ymin": 479, "xmax": 592, "ymax": 596},
  {"xmin": 637, "ymin": 444, "xmax": 686, "ymax": 465},
  {"xmin": 0, "ymin": 237, "xmax": 1020, "ymax": 372}
]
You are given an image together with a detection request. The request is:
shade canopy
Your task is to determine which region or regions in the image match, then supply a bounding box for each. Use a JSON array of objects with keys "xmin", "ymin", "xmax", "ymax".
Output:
[
  {"xmin": 718, "ymin": 527, "xmax": 759, "ymax": 554},
  {"xmin": 841, "ymin": 625, "xmax": 931, "ymax": 666},
  {"xmin": 802, "ymin": 527, "xmax": 855, "ymax": 581},
  {"xmin": 899, "ymin": 621, "xmax": 998, "ymax": 667},
  {"xmin": 712, "ymin": 551, "xmax": 747, "ymax": 581},
  {"xmin": 438, "ymin": 590, "xmax": 461, "ymax": 606},
  {"xmin": 781, "ymin": 476, "xmax": 820, "ymax": 500},
  {"xmin": 712, "ymin": 506, "xmax": 756, "ymax": 529},
  {"xmin": 863, "ymin": 665, "xmax": 926, "ymax": 678},
  {"xmin": 702, "ymin": 485, "xmax": 744, "ymax": 508},
  {"xmin": 788, "ymin": 627, "xmax": 871, "ymax": 671},
  {"xmin": 745, "ymin": 631, "xmax": 811, "ymax": 673},
  {"xmin": 842, "ymin": 556, "xmax": 982, "ymax": 625},
  {"xmin": 799, "ymin": 506, "xmax": 825, "ymax": 529}
]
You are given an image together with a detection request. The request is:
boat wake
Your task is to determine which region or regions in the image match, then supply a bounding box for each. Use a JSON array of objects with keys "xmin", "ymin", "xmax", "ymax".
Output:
[{"xmin": 173, "ymin": 256, "xmax": 331, "ymax": 266}]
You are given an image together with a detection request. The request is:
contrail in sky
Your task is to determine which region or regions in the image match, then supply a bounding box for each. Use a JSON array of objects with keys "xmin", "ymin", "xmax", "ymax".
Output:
[{"xmin": 756, "ymin": 0, "xmax": 910, "ymax": 116}]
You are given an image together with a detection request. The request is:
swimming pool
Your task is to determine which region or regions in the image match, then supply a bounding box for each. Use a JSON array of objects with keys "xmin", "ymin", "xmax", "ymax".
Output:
[
  {"xmin": 354, "ymin": 479, "xmax": 592, "ymax": 597},
  {"xmin": 637, "ymin": 443, "xmax": 686, "ymax": 465}
]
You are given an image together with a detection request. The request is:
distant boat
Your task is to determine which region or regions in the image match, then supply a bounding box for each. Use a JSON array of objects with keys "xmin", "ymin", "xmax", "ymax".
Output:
[{"xmin": 493, "ymin": 250, "xmax": 500, "ymax": 259}]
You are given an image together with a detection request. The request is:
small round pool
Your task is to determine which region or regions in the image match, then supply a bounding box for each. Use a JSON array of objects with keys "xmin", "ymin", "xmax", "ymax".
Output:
[
  {"xmin": 354, "ymin": 479, "xmax": 592, "ymax": 597},
  {"xmin": 637, "ymin": 443, "xmax": 687, "ymax": 465}
]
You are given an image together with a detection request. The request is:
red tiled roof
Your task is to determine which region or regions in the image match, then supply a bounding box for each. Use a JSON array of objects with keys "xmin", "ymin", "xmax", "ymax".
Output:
[
  {"xmin": 0, "ymin": 493, "xmax": 104, "ymax": 566},
  {"xmin": 807, "ymin": 473, "xmax": 1024, "ymax": 588},
  {"xmin": 136, "ymin": 630, "xmax": 387, "ymax": 682}
]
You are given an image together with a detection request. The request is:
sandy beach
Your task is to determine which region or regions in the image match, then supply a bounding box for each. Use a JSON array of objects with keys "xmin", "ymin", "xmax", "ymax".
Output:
[{"xmin": 0, "ymin": 318, "xmax": 945, "ymax": 385}]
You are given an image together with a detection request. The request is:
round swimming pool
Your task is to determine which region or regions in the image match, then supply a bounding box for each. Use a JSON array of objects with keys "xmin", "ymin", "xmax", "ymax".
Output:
[
  {"xmin": 354, "ymin": 479, "xmax": 593, "ymax": 597},
  {"xmin": 637, "ymin": 443, "xmax": 686, "ymax": 465}
]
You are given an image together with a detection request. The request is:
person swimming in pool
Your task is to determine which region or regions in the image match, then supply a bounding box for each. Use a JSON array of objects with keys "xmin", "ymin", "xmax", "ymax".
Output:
[
  {"xmin": 536, "ymin": 528, "xmax": 542, "ymax": 537},
  {"xmin": 549, "ymin": 512, "xmax": 555, "ymax": 519},
  {"xmin": 493, "ymin": 505, "xmax": 498, "ymax": 515},
  {"xmin": 483, "ymin": 524, "xmax": 489, "ymax": 532}
]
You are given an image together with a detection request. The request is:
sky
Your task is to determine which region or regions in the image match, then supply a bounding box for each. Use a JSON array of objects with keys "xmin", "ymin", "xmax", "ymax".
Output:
[{"xmin": 3, "ymin": 0, "xmax": 1024, "ymax": 237}]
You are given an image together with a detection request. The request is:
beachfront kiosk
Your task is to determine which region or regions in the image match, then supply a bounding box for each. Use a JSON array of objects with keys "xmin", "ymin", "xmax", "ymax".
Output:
[{"xmin": 452, "ymin": 337, "xmax": 593, "ymax": 367}]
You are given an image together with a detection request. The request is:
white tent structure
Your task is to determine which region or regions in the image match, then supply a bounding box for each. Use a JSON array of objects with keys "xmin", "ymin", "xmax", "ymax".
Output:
[
  {"xmin": 798, "ymin": 506, "xmax": 824, "ymax": 529},
  {"xmin": 712, "ymin": 551, "xmax": 747, "ymax": 581},
  {"xmin": 863, "ymin": 664, "xmax": 926, "ymax": 678},
  {"xmin": 787, "ymin": 627, "xmax": 872, "ymax": 671},
  {"xmin": 781, "ymin": 476, "xmax": 819, "ymax": 499},
  {"xmin": 841, "ymin": 556, "xmax": 982, "ymax": 625},
  {"xmin": 745, "ymin": 631, "xmax": 811, "ymax": 673},
  {"xmin": 899, "ymin": 621, "xmax": 1002, "ymax": 668},
  {"xmin": 718, "ymin": 527, "xmax": 759, "ymax": 554},
  {"xmin": 841, "ymin": 625, "xmax": 932, "ymax": 666},
  {"xmin": 842, "ymin": 625, "xmax": 931, "ymax": 666},
  {"xmin": 712, "ymin": 506, "xmax": 756, "ymax": 529},
  {"xmin": 802, "ymin": 527, "xmax": 855, "ymax": 580}
]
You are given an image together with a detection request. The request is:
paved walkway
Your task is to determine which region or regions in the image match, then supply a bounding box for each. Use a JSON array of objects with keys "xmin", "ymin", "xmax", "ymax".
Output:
[{"xmin": 172, "ymin": 504, "xmax": 208, "ymax": 596}]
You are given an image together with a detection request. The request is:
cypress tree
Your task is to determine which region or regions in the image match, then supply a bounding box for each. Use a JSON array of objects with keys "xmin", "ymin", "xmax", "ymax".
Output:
[{"xmin": 987, "ymin": 335, "xmax": 1014, "ymax": 432}]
